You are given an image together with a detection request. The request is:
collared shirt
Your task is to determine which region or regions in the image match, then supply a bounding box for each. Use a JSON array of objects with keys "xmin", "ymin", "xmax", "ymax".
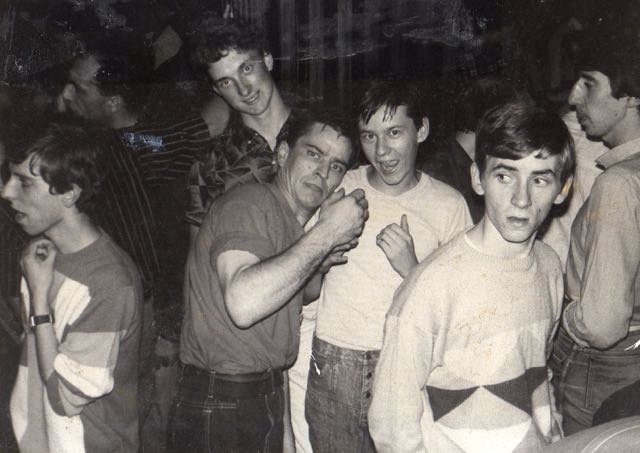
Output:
[
  {"xmin": 186, "ymin": 110, "xmax": 295, "ymax": 226},
  {"xmin": 563, "ymin": 137, "xmax": 640, "ymax": 349}
]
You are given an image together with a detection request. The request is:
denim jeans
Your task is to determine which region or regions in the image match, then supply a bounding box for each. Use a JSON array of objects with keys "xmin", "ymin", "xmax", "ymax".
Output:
[
  {"xmin": 305, "ymin": 336, "xmax": 379, "ymax": 453},
  {"xmin": 550, "ymin": 327, "xmax": 640, "ymax": 436},
  {"xmin": 167, "ymin": 364, "xmax": 284, "ymax": 453}
]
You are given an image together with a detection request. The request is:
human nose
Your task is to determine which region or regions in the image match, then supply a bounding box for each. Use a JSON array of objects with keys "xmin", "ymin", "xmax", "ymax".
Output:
[
  {"xmin": 375, "ymin": 137, "xmax": 389, "ymax": 156},
  {"xmin": 1, "ymin": 177, "xmax": 15, "ymax": 201},
  {"xmin": 315, "ymin": 160, "xmax": 330, "ymax": 180},
  {"xmin": 568, "ymin": 81, "xmax": 582, "ymax": 106},
  {"xmin": 511, "ymin": 181, "xmax": 531, "ymax": 209},
  {"xmin": 237, "ymin": 76, "xmax": 251, "ymax": 97}
]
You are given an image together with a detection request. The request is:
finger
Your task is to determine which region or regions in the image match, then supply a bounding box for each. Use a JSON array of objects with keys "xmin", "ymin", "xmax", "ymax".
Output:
[
  {"xmin": 322, "ymin": 188, "xmax": 345, "ymax": 207},
  {"xmin": 349, "ymin": 188, "xmax": 366, "ymax": 201},
  {"xmin": 401, "ymin": 214, "xmax": 410, "ymax": 233},
  {"xmin": 376, "ymin": 236, "xmax": 392, "ymax": 255}
]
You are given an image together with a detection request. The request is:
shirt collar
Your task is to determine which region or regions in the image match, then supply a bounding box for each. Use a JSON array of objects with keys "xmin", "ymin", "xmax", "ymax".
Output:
[{"xmin": 596, "ymin": 137, "xmax": 640, "ymax": 169}]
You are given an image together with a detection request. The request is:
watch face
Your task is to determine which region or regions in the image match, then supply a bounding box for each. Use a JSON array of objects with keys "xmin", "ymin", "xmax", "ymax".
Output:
[{"xmin": 30, "ymin": 314, "xmax": 54, "ymax": 327}]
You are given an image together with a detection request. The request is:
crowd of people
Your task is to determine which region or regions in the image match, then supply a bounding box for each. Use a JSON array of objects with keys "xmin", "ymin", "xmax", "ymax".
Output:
[{"xmin": 1, "ymin": 9, "xmax": 640, "ymax": 453}]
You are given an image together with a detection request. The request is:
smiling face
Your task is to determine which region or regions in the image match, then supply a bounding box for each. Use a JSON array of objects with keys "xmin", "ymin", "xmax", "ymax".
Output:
[
  {"xmin": 471, "ymin": 152, "xmax": 569, "ymax": 250},
  {"xmin": 1, "ymin": 156, "xmax": 69, "ymax": 237},
  {"xmin": 207, "ymin": 48, "xmax": 275, "ymax": 117},
  {"xmin": 358, "ymin": 105, "xmax": 428, "ymax": 196},
  {"xmin": 277, "ymin": 122, "xmax": 352, "ymax": 220},
  {"xmin": 568, "ymin": 71, "xmax": 629, "ymax": 146}
]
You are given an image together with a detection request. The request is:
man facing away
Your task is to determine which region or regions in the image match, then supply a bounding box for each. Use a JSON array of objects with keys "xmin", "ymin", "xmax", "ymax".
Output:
[
  {"xmin": 369, "ymin": 100, "xmax": 575, "ymax": 452},
  {"xmin": 4, "ymin": 123, "xmax": 142, "ymax": 452},
  {"xmin": 550, "ymin": 30, "xmax": 640, "ymax": 434},
  {"xmin": 305, "ymin": 80, "xmax": 472, "ymax": 452},
  {"xmin": 170, "ymin": 110, "xmax": 368, "ymax": 452}
]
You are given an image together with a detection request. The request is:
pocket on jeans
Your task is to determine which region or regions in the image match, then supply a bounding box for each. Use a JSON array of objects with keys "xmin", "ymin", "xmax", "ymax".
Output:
[{"xmin": 307, "ymin": 352, "xmax": 335, "ymax": 396}]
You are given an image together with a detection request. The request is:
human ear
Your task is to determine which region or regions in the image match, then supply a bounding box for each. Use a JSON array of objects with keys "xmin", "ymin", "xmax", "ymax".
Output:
[
  {"xmin": 554, "ymin": 175, "xmax": 573, "ymax": 205},
  {"xmin": 470, "ymin": 163, "xmax": 484, "ymax": 196},
  {"xmin": 276, "ymin": 141, "xmax": 290, "ymax": 168},
  {"xmin": 62, "ymin": 184, "xmax": 82, "ymax": 208},
  {"xmin": 417, "ymin": 117, "xmax": 430, "ymax": 144},
  {"xmin": 107, "ymin": 95, "xmax": 124, "ymax": 113},
  {"xmin": 263, "ymin": 53, "xmax": 274, "ymax": 72}
]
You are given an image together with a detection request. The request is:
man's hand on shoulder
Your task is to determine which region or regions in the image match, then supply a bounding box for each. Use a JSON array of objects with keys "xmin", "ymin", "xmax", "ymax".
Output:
[
  {"xmin": 21, "ymin": 238, "xmax": 57, "ymax": 308},
  {"xmin": 377, "ymin": 214, "xmax": 418, "ymax": 278},
  {"xmin": 315, "ymin": 188, "xmax": 368, "ymax": 249}
]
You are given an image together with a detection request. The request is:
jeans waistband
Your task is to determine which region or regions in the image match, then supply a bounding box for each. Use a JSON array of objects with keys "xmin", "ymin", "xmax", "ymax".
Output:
[
  {"xmin": 558, "ymin": 326, "xmax": 640, "ymax": 354},
  {"xmin": 179, "ymin": 363, "xmax": 283, "ymax": 399},
  {"xmin": 312, "ymin": 335, "xmax": 380, "ymax": 362}
]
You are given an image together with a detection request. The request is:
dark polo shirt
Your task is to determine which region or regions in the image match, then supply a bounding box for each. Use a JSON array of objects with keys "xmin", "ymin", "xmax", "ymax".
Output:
[{"xmin": 179, "ymin": 182, "xmax": 304, "ymax": 373}]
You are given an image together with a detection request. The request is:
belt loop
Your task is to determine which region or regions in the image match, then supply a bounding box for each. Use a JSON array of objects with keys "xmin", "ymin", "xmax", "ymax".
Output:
[{"xmin": 208, "ymin": 370, "xmax": 216, "ymax": 397}]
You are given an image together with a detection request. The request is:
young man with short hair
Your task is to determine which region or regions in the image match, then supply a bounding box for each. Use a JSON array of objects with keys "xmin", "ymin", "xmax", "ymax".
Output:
[
  {"xmin": 170, "ymin": 111, "xmax": 368, "ymax": 452},
  {"xmin": 550, "ymin": 30, "xmax": 640, "ymax": 434},
  {"xmin": 4, "ymin": 123, "xmax": 142, "ymax": 452},
  {"xmin": 369, "ymin": 101, "xmax": 574, "ymax": 452},
  {"xmin": 306, "ymin": 81, "xmax": 472, "ymax": 452}
]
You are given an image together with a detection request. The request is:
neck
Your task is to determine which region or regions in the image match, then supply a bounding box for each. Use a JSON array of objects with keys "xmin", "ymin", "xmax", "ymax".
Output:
[
  {"xmin": 455, "ymin": 131, "xmax": 476, "ymax": 161},
  {"xmin": 46, "ymin": 213, "xmax": 102, "ymax": 254},
  {"xmin": 241, "ymin": 90, "xmax": 290, "ymax": 150},
  {"xmin": 466, "ymin": 216, "xmax": 535, "ymax": 259},
  {"xmin": 367, "ymin": 166, "xmax": 419, "ymax": 196},
  {"xmin": 605, "ymin": 120, "xmax": 640, "ymax": 148}
]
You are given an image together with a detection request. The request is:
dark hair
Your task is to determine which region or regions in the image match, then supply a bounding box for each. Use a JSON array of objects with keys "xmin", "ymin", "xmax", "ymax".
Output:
[
  {"xmin": 81, "ymin": 48, "xmax": 152, "ymax": 116},
  {"xmin": 475, "ymin": 101, "xmax": 575, "ymax": 185},
  {"xmin": 281, "ymin": 106, "xmax": 358, "ymax": 168},
  {"xmin": 187, "ymin": 17, "xmax": 267, "ymax": 75},
  {"xmin": 573, "ymin": 28, "xmax": 640, "ymax": 101},
  {"xmin": 356, "ymin": 80, "xmax": 427, "ymax": 130},
  {"xmin": 455, "ymin": 76, "xmax": 518, "ymax": 132},
  {"xmin": 8, "ymin": 122, "xmax": 107, "ymax": 215}
]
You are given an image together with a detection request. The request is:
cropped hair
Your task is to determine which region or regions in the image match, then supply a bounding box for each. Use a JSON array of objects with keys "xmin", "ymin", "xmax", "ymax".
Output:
[
  {"xmin": 454, "ymin": 76, "xmax": 518, "ymax": 132},
  {"xmin": 281, "ymin": 106, "xmax": 358, "ymax": 168},
  {"xmin": 475, "ymin": 101, "xmax": 575, "ymax": 185},
  {"xmin": 356, "ymin": 80, "xmax": 427, "ymax": 130},
  {"xmin": 8, "ymin": 122, "xmax": 107, "ymax": 215},
  {"xmin": 188, "ymin": 17, "xmax": 267, "ymax": 75},
  {"xmin": 573, "ymin": 29, "xmax": 640, "ymax": 101},
  {"xmin": 82, "ymin": 48, "xmax": 152, "ymax": 116}
]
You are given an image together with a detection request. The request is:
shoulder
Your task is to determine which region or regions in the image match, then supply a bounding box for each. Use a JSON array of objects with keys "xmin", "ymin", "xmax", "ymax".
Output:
[
  {"xmin": 418, "ymin": 172, "xmax": 467, "ymax": 204},
  {"xmin": 85, "ymin": 236, "xmax": 140, "ymax": 290},
  {"xmin": 532, "ymin": 240, "xmax": 563, "ymax": 275}
]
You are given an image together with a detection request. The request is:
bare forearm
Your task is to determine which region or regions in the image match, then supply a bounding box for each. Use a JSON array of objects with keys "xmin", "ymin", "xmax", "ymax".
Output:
[
  {"xmin": 225, "ymin": 224, "xmax": 332, "ymax": 327},
  {"xmin": 32, "ymin": 294, "xmax": 59, "ymax": 383}
]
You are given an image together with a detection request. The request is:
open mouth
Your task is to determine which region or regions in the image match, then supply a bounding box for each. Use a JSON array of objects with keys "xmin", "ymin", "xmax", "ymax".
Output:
[
  {"xmin": 377, "ymin": 160, "xmax": 399, "ymax": 173},
  {"xmin": 245, "ymin": 92, "xmax": 259, "ymax": 105},
  {"xmin": 507, "ymin": 216, "xmax": 529, "ymax": 228}
]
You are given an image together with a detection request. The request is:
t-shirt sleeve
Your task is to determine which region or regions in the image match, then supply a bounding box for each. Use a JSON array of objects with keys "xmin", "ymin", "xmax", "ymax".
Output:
[
  {"xmin": 47, "ymin": 283, "xmax": 137, "ymax": 417},
  {"xmin": 209, "ymin": 191, "xmax": 275, "ymax": 261}
]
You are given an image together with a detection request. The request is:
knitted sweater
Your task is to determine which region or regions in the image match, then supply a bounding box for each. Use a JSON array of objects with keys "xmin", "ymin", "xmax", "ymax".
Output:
[{"xmin": 369, "ymin": 232, "xmax": 563, "ymax": 453}]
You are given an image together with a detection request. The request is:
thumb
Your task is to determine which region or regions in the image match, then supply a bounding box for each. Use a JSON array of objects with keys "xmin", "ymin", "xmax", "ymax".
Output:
[
  {"xmin": 323, "ymin": 188, "xmax": 344, "ymax": 207},
  {"xmin": 401, "ymin": 214, "xmax": 410, "ymax": 233}
]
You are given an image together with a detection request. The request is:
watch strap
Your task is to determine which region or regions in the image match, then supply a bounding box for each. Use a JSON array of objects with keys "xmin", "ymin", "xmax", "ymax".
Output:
[{"xmin": 29, "ymin": 314, "xmax": 54, "ymax": 328}]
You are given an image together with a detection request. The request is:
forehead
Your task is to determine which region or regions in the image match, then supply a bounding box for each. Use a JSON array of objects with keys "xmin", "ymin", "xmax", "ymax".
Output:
[
  {"xmin": 359, "ymin": 104, "xmax": 413, "ymax": 129},
  {"xmin": 485, "ymin": 152, "xmax": 563, "ymax": 177},
  {"xmin": 207, "ymin": 49, "xmax": 262, "ymax": 78},
  {"xmin": 69, "ymin": 55, "xmax": 102, "ymax": 83},
  {"xmin": 9, "ymin": 155, "xmax": 43, "ymax": 178},
  {"xmin": 293, "ymin": 122, "xmax": 352, "ymax": 161}
]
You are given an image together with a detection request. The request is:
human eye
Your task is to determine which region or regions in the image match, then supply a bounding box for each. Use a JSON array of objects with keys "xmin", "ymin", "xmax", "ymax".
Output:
[
  {"xmin": 307, "ymin": 149, "xmax": 320, "ymax": 159},
  {"xmin": 360, "ymin": 132, "xmax": 375, "ymax": 142},
  {"xmin": 389, "ymin": 128, "xmax": 402, "ymax": 137},
  {"xmin": 331, "ymin": 162, "xmax": 346, "ymax": 174},
  {"xmin": 532, "ymin": 176, "xmax": 551, "ymax": 186},
  {"xmin": 242, "ymin": 62, "xmax": 254, "ymax": 73},
  {"xmin": 216, "ymin": 79, "xmax": 232, "ymax": 90},
  {"xmin": 496, "ymin": 173, "xmax": 511, "ymax": 183}
]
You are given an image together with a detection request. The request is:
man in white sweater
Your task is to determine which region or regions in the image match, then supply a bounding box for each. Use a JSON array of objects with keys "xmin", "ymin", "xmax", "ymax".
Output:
[{"xmin": 369, "ymin": 100, "xmax": 575, "ymax": 452}]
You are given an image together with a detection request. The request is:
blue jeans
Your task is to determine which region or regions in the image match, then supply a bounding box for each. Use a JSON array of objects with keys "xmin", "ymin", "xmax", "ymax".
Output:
[
  {"xmin": 550, "ymin": 327, "xmax": 640, "ymax": 436},
  {"xmin": 305, "ymin": 336, "xmax": 379, "ymax": 453},
  {"xmin": 168, "ymin": 364, "xmax": 284, "ymax": 453}
]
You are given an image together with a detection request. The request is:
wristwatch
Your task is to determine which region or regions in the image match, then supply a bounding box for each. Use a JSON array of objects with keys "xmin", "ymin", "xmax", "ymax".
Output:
[{"xmin": 29, "ymin": 314, "xmax": 54, "ymax": 328}]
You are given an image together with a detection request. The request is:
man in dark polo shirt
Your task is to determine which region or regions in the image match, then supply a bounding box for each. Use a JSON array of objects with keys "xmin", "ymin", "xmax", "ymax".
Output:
[{"xmin": 169, "ymin": 110, "xmax": 368, "ymax": 452}]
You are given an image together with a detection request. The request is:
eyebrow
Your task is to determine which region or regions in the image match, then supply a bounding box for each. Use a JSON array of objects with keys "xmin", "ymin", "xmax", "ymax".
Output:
[
  {"xmin": 491, "ymin": 163, "xmax": 556, "ymax": 176},
  {"xmin": 578, "ymin": 71, "xmax": 599, "ymax": 82},
  {"xmin": 305, "ymin": 144, "xmax": 348, "ymax": 167}
]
